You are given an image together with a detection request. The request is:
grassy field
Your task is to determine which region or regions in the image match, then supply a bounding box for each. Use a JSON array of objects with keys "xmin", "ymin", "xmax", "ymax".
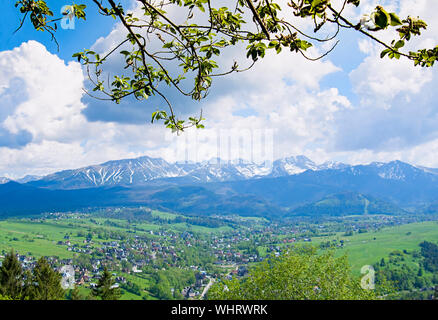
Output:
[
  {"xmin": 311, "ymin": 220, "xmax": 438, "ymax": 275},
  {"xmin": 0, "ymin": 213, "xmax": 233, "ymax": 259},
  {"xmin": 2, "ymin": 214, "xmax": 438, "ymax": 297},
  {"xmin": 0, "ymin": 220, "xmax": 80, "ymax": 258},
  {"xmin": 150, "ymin": 210, "xmax": 180, "ymax": 220},
  {"xmin": 2, "ymin": 217, "xmax": 437, "ymax": 269}
]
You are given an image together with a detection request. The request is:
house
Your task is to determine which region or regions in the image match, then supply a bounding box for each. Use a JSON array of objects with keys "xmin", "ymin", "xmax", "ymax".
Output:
[
  {"xmin": 132, "ymin": 265, "xmax": 142, "ymax": 273},
  {"xmin": 238, "ymin": 266, "xmax": 249, "ymax": 277},
  {"xmin": 181, "ymin": 287, "xmax": 197, "ymax": 299},
  {"xmin": 181, "ymin": 286, "xmax": 191, "ymax": 297}
]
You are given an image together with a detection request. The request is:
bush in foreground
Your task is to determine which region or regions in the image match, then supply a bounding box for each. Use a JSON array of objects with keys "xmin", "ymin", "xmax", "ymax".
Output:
[{"xmin": 209, "ymin": 248, "xmax": 378, "ymax": 300}]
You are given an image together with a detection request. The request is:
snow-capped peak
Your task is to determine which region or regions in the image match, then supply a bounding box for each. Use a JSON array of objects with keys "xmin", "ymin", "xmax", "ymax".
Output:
[
  {"xmin": 271, "ymin": 156, "xmax": 317, "ymax": 177},
  {"xmin": 0, "ymin": 177, "xmax": 10, "ymax": 184},
  {"xmin": 17, "ymin": 155, "xmax": 438, "ymax": 189}
]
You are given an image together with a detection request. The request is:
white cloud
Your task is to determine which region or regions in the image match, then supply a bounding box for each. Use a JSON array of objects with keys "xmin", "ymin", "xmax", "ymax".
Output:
[
  {"xmin": 1, "ymin": 0, "xmax": 438, "ymax": 179},
  {"xmin": 1, "ymin": 41, "xmax": 87, "ymax": 142},
  {"xmin": 0, "ymin": 41, "xmax": 172, "ymax": 179},
  {"xmin": 350, "ymin": 51, "xmax": 433, "ymax": 107},
  {"xmin": 349, "ymin": 0, "xmax": 437, "ymax": 108}
]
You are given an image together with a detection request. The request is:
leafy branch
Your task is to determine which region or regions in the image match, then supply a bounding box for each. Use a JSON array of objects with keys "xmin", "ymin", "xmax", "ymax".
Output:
[{"xmin": 13, "ymin": 0, "xmax": 438, "ymax": 133}]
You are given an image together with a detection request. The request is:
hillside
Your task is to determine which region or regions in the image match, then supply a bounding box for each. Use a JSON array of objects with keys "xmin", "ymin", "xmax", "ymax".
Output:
[
  {"xmin": 290, "ymin": 192, "xmax": 407, "ymax": 216},
  {"xmin": 1, "ymin": 156, "xmax": 438, "ymax": 218}
]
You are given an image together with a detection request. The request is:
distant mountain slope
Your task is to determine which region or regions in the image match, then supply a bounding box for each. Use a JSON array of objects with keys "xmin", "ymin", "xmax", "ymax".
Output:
[
  {"xmin": 16, "ymin": 175, "xmax": 43, "ymax": 183},
  {"xmin": 27, "ymin": 156, "xmax": 186, "ymax": 189},
  {"xmin": 270, "ymin": 156, "xmax": 318, "ymax": 176},
  {"xmin": 0, "ymin": 182, "xmax": 124, "ymax": 217},
  {"xmin": 204, "ymin": 160, "xmax": 438, "ymax": 208},
  {"xmin": 148, "ymin": 185, "xmax": 284, "ymax": 217},
  {"xmin": 290, "ymin": 192, "xmax": 407, "ymax": 216},
  {"xmin": 2, "ymin": 156, "xmax": 438, "ymax": 218},
  {"xmin": 23, "ymin": 155, "xmax": 348, "ymax": 189},
  {"xmin": 0, "ymin": 177, "xmax": 10, "ymax": 184},
  {"xmin": 0, "ymin": 182, "xmax": 284, "ymax": 218},
  {"xmin": 423, "ymin": 202, "xmax": 438, "ymax": 214}
]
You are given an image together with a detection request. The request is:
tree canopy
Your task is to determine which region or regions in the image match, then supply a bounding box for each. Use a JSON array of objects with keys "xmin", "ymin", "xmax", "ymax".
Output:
[
  {"xmin": 27, "ymin": 257, "xmax": 66, "ymax": 300},
  {"xmin": 14, "ymin": 0, "xmax": 438, "ymax": 132},
  {"xmin": 208, "ymin": 247, "xmax": 379, "ymax": 300},
  {"xmin": 0, "ymin": 251, "xmax": 65, "ymax": 300},
  {"xmin": 92, "ymin": 267, "xmax": 121, "ymax": 300},
  {"xmin": 0, "ymin": 250, "xmax": 23, "ymax": 300}
]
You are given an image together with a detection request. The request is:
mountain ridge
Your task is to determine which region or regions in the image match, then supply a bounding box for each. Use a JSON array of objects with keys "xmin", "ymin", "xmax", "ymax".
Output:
[
  {"xmin": 2, "ymin": 155, "xmax": 438, "ymax": 218},
  {"xmin": 16, "ymin": 154, "xmax": 436, "ymax": 190},
  {"xmin": 290, "ymin": 192, "xmax": 407, "ymax": 216}
]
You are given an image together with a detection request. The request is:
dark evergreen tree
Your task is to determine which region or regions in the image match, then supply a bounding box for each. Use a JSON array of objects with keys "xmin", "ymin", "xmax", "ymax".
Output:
[
  {"xmin": 29, "ymin": 257, "xmax": 65, "ymax": 300},
  {"xmin": 419, "ymin": 241, "xmax": 438, "ymax": 272},
  {"xmin": 92, "ymin": 267, "xmax": 121, "ymax": 300},
  {"xmin": 68, "ymin": 286, "xmax": 83, "ymax": 300},
  {"xmin": 21, "ymin": 270, "xmax": 33, "ymax": 299},
  {"xmin": 0, "ymin": 250, "xmax": 23, "ymax": 299}
]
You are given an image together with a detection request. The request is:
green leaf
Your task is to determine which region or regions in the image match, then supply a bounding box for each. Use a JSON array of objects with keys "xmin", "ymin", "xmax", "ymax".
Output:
[
  {"xmin": 389, "ymin": 13, "xmax": 402, "ymax": 26},
  {"xmin": 347, "ymin": 0, "xmax": 360, "ymax": 7},
  {"xmin": 380, "ymin": 49, "xmax": 391, "ymax": 58},
  {"xmin": 394, "ymin": 40, "xmax": 405, "ymax": 49},
  {"xmin": 373, "ymin": 7, "xmax": 391, "ymax": 29}
]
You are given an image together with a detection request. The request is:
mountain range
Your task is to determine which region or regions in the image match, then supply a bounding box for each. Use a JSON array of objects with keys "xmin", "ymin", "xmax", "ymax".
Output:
[
  {"xmin": 15, "ymin": 155, "xmax": 334, "ymax": 189},
  {"xmin": 0, "ymin": 177, "xmax": 10, "ymax": 184},
  {"xmin": 290, "ymin": 192, "xmax": 407, "ymax": 217},
  {"xmin": 1, "ymin": 155, "xmax": 438, "ymax": 218}
]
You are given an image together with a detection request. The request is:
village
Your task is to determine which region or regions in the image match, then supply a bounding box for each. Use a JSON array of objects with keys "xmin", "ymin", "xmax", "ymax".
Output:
[{"xmin": 0, "ymin": 208, "xmax": 428, "ymax": 299}]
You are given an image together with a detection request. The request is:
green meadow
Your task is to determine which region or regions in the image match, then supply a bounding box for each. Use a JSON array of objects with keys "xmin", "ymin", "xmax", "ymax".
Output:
[
  {"xmin": 0, "ymin": 220, "xmax": 81, "ymax": 258},
  {"xmin": 1, "ymin": 214, "xmax": 438, "ymax": 285},
  {"xmin": 311, "ymin": 220, "xmax": 438, "ymax": 274},
  {"xmin": 0, "ymin": 213, "xmax": 234, "ymax": 259}
]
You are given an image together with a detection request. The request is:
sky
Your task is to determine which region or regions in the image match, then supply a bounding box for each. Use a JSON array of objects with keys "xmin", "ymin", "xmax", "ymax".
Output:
[{"xmin": 0, "ymin": 0, "xmax": 438, "ymax": 179}]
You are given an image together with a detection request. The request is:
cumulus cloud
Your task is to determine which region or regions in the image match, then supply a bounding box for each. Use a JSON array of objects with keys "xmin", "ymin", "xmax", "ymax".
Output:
[
  {"xmin": 333, "ymin": 0, "xmax": 438, "ymax": 156},
  {"xmin": 0, "ymin": 41, "xmax": 172, "ymax": 178},
  {"xmin": 350, "ymin": 51, "xmax": 433, "ymax": 107},
  {"xmin": 1, "ymin": 0, "xmax": 438, "ymax": 179}
]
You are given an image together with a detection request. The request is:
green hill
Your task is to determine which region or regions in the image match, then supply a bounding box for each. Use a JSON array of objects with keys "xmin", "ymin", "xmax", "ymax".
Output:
[{"xmin": 290, "ymin": 192, "xmax": 406, "ymax": 216}]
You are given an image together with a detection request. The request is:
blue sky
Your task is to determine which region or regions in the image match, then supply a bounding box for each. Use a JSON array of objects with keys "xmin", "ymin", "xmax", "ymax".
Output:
[
  {"xmin": 0, "ymin": 0, "xmax": 437, "ymax": 179},
  {"xmin": 0, "ymin": 0, "xmax": 132, "ymax": 60}
]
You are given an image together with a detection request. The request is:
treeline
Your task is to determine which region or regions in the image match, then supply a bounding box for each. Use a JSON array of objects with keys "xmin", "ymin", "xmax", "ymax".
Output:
[
  {"xmin": 76, "ymin": 226, "xmax": 127, "ymax": 241},
  {"xmin": 0, "ymin": 250, "xmax": 120, "ymax": 300},
  {"xmin": 166, "ymin": 216, "xmax": 234, "ymax": 229},
  {"xmin": 374, "ymin": 242, "xmax": 438, "ymax": 299},
  {"xmin": 208, "ymin": 247, "xmax": 378, "ymax": 300},
  {"xmin": 149, "ymin": 268, "xmax": 195, "ymax": 300},
  {"xmin": 0, "ymin": 250, "xmax": 65, "ymax": 300},
  {"xmin": 420, "ymin": 241, "xmax": 438, "ymax": 272},
  {"xmin": 82, "ymin": 207, "xmax": 154, "ymax": 222},
  {"xmin": 120, "ymin": 281, "xmax": 142, "ymax": 296},
  {"xmin": 88, "ymin": 207, "xmax": 236, "ymax": 230}
]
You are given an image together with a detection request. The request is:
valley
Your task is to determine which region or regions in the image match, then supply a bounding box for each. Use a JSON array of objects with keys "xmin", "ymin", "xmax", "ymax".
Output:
[
  {"xmin": 3, "ymin": 155, "xmax": 438, "ymax": 219},
  {"xmin": 1, "ymin": 207, "xmax": 437, "ymax": 300},
  {"xmin": 2, "ymin": 155, "xmax": 438, "ymax": 300}
]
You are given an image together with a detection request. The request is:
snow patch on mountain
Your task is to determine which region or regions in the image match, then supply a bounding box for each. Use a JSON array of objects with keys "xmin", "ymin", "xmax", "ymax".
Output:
[
  {"xmin": 0, "ymin": 177, "xmax": 10, "ymax": 184},
  {"xmin": 271, "ymin": 156, "xmax": 317, "ymax": 177},
  {"xmin": 19, "ymin": 154, "xmax": 438, "ymax": 189}
]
